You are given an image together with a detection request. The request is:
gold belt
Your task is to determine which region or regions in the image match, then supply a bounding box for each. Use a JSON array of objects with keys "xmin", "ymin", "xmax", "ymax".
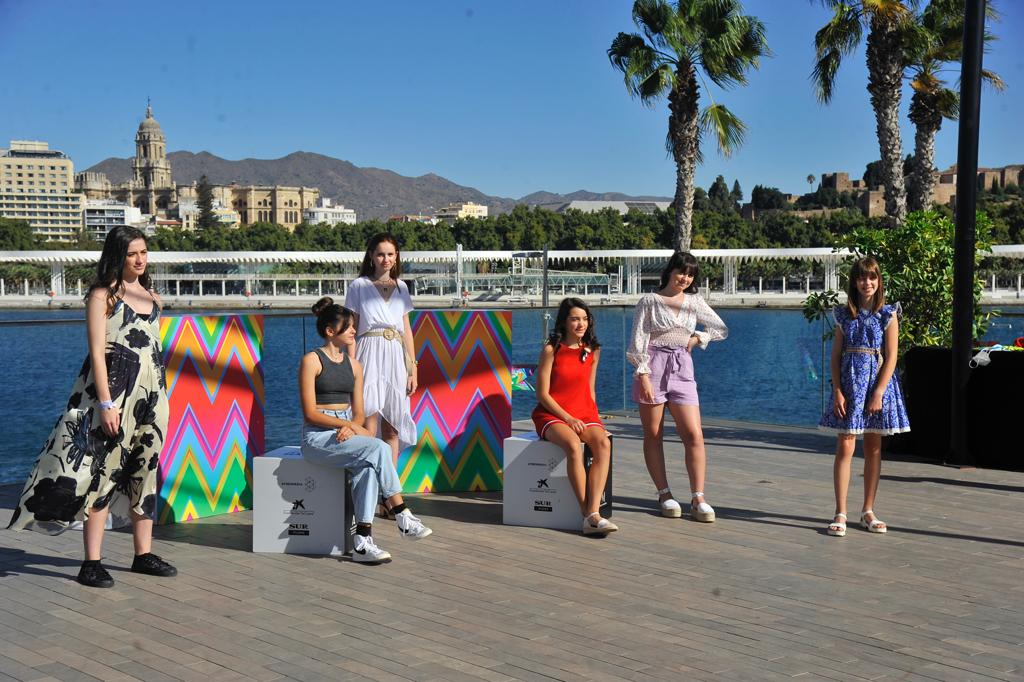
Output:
[
  {"xmin": 360, "ymin": 328, "xmax": 400, "ymax": 341},
  {"xmin": 360, "ymin": 328, "xmax": 415, "ymax": 376},
  {"xmin": 844, "ymin": 346, "xmax": 881, "ymax": 358}
]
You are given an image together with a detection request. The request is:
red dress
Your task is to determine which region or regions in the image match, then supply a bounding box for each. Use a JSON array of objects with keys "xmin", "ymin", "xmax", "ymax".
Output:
[{"xmin": 531, "ymin": 344, "xmax": 604, "ymax": 438}]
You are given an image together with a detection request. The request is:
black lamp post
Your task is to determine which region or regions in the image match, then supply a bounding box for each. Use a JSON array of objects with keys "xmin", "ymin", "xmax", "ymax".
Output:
[{"xmin": 948, "ymin": 0, "xmax": 986, "ymax": 467}]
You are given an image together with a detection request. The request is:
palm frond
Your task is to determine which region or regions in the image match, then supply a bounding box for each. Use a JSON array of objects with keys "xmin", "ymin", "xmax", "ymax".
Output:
[
  {"xmin": 637, "ymin": 64, "xmax": 677, "ymax": 102},
  {"xmin": 933, "ymin": 87, "xmax": 960, "ymax": 119},
  {"xmin": 633, "ymin": 0, "xmax": 673, "ymax": 50},
  {"xmin": 981, "ymin": 68, "xmax": 1007, "ymax": 92},
  {"xmin": 694, "ymin": 1, "xmax": 770, "ymax": 88},
  {"xmin": 700, "ymin": 103, "xmax": 747, "ymax": 157},
  {"xmin": 812, "ymin": 48, "xmax": 844, "ymax": 104},
  {"xmin": 863, "ymin": 0, "xmax": 914, "ymax": 22},
  {"xmin": 811, "ymin": 5, "xmax": 862, "ymax": 103}
]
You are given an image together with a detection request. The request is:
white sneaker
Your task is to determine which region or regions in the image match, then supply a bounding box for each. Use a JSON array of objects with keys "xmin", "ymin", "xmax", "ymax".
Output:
[
  {"xmin": 396, "ymin": 510, "xmax": 433, "ymax": 540},
  {"xmin": 352, "ymin": 535, "xmax": 391, "ymax": 563}
]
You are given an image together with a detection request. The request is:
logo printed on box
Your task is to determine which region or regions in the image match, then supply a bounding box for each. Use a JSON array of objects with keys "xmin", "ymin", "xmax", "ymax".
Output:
[
  {"xmin": 292, "ymin": 499, "xmax": 305, "ymax": 510},
  {"xmin": 288, "ymin": 523, "xmax": 310, "ymax": 536},
  {"xmin": 534, "ymin": 500, "xmax": 553, "ymax": 512}
]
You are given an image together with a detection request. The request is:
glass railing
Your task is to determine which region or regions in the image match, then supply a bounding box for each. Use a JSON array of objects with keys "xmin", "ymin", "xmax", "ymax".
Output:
[{"xmin": 3, "ymin": 305, "xmax": 1022, "ymax": 486}]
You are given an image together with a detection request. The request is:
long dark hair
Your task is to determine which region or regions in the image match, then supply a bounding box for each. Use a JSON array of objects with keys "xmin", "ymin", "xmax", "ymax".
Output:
[
  {"xmin": 659, "ymin": 251, "xmax": 700, "ymax": 292},
  {"xmin": 358, "ymin": 232, "xmax": 402, "ymax": 279},
  {"xmin": 546, "ymin": 297, "xmax": 600, "ymax": 352},
  {"xmin": 845, "ymin": 256, "xmax": 885, "ymax": 317},
  {"xmin": 85, "ymin": 225, "xmax": 152, "ymax": 313},
  {"xmin": 311, "ymin": 296, "xmax": 355, "ymax": 339}
]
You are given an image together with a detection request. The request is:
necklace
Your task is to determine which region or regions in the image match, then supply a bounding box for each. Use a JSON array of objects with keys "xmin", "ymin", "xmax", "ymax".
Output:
[{"xmin": 320, "ymin": 346, "xmax": 344, "ymax": 362}]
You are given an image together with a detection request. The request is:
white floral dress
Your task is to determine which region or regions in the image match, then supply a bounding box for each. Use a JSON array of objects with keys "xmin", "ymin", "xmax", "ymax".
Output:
[{"xmin": 8, "ymin": 300, "xmax": 168, "ymax": 534}]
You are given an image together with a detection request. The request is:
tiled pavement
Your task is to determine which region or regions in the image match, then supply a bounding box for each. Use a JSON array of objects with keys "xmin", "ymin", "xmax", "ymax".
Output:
[{"xmin": 1, "ymin": 417, "xmax": 1021, "ymax": 681}]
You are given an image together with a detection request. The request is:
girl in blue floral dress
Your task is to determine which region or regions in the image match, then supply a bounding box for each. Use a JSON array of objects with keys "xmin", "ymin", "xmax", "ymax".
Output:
[{"xmin": 819, "ymin": 257, "xmax": 909, "ymax": 537}]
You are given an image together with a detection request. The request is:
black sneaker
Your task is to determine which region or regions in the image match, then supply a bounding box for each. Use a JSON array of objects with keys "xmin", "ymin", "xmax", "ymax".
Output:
[
  {"xmin": 77, "ymin": 561, "xmax": 114, "ymax": 588},
  {"xmin": 130, "ymin": 553, "xmax": 178, "ymax": 577}
]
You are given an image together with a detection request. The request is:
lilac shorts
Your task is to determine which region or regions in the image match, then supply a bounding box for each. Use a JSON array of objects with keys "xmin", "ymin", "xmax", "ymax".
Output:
[{"xmin": 632, "ymin": 345, "xmax": 699, "ymax": 406}]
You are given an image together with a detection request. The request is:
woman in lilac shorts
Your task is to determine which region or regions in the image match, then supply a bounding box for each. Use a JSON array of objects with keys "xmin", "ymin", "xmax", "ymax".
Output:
[{"xmin": 627, "ymin": 252, "xmax": 728, "ymax": 522}]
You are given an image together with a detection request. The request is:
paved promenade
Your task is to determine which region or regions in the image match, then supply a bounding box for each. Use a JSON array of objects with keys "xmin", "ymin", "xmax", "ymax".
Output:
[{"xmin": 1, "ymin": 417, "xmax": 1021, "ymax": 681}]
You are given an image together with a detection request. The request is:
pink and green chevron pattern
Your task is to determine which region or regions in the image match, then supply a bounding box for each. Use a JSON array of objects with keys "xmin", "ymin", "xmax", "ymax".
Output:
[
  {"xmin": 400, "ymin": 311, "xmax": 512, "ymax": 492},
  {"xmin": 157, "ymin": 315, "xmax": 265, "ymax": 524}
]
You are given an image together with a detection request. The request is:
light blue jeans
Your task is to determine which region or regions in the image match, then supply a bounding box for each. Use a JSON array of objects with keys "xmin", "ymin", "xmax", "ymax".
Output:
[{"xmin": 301, "ymin": 409, "xmax": 402, "ymax": 524}]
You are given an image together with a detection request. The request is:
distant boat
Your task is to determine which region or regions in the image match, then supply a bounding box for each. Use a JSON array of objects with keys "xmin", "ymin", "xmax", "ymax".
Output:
[
  {"xmin": 59, "ymin": 302, "xmax": 72, "ymax": 309},
  {"xmin": 756, "ymin": 301, "xmax": 768, "ymax": 308},
  {"xmin": 259, "ymin": 302, "xmax": 273, "ymax": 309}
]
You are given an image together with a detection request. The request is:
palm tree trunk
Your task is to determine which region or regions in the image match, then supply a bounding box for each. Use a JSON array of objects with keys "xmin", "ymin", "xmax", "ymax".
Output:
[
  {"xmin": 866, "ymin": 15, "xmax": 907, "ymax": 226},
  {"xmin": 908, "ymin": 91, "xmax": 942, "ymax": 212},
  {"xmin": 668, "ymin": 65, "xmax": 700, "ymax": 251}
]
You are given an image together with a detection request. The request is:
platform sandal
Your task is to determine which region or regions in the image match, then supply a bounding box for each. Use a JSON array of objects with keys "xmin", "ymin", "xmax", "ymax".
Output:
[
  {"xmin": 827, "ymin": 512, "xmax": 847, "ymax": 537},
  {"xmin": 656, "ymin": 487, "xmax": 682, "ymax": 518},
  {"xmin": 860, "ymin": 510, "xmax": 887, "ymax": 534},
  {"xmin": 690, "ymin": 492, "xmax": 715, "ymax": 523}
]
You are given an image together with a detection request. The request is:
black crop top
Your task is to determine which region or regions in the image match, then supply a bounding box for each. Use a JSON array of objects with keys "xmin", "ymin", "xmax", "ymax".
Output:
[{"xmin": 313, "ymin": 348, "xmax": 354, "ymax": 404}]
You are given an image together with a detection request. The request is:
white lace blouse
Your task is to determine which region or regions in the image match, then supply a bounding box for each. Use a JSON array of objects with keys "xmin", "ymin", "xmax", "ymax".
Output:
[{"xmin": 626, "ymin": 293, "xmax": 729, "ymax": 375}]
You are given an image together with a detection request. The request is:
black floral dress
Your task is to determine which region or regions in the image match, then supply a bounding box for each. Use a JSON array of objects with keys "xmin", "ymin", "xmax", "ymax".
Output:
[{"xmin": 8, "ymin": 299, "xmax": 168, "ymax": 534}]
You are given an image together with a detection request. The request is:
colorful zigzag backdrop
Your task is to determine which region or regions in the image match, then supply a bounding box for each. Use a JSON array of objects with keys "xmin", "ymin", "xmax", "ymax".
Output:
[
  {"xmin": 400, "ymin": 311, "xmax": 511, "ymax": 492},
  {"xmin": 157, "ymin": 315, "xmax": 265, "ymax": 524}
]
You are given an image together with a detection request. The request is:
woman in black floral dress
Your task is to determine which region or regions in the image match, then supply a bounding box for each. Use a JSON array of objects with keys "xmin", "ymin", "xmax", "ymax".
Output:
[{"xmin": 8, "ymin": 226, "xmax": 178, "ymax": 587}]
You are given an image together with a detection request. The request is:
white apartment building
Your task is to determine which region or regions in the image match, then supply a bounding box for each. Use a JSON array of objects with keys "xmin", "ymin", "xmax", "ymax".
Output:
[
  {"xmin": 84, "ymin": 199, "xmax": 147, "ymax": 240},
  {"xmin": 304, "ymin": 198, "xmax": 357, "ymax": 225},
  {"xmin": 0, "ymin": 140, "xmax": 84, "ymax": 242}
]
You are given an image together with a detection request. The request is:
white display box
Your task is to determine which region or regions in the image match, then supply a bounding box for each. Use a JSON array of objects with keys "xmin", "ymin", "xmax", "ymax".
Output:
[
  {"xmin": 252, "ymin": 446, "xmax": 353, "ymax": 555},
  {"xmin": 502, "ymin": 433, "xmax": 613, "ymax": 531}
]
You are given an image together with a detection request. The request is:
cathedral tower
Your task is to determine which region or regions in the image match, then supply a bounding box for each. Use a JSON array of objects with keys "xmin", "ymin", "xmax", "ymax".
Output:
[{"xmin": 130, "ymin": 103, "xmax": 173, "ymax": 213}]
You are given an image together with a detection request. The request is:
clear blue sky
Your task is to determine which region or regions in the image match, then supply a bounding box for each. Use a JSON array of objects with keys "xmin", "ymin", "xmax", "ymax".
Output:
[{"xmin": 1, "ymin": 0, "xmax": 1021, "ymax": 201}]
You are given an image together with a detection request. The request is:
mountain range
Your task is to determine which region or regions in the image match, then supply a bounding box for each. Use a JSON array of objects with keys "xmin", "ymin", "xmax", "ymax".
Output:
[{"xmin": 85, "ymin": 151, "xmax": 671, "ymax": 220}]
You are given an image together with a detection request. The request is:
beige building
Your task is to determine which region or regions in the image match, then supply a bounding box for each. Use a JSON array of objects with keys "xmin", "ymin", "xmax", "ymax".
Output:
[
  {"xmin": 176, "ymin": 199, "xmax": 241, "ymax": 230},
  {"xmin": 437, "ymin": 201, "xmax": 488, "ymax": 224},
  {"xmin": 76, "ymin": 104, "xmax": 320, "ymax": 231},
  {"xmin": 1, "ymin": 140, "xmax": 84, "ymax": 242}
]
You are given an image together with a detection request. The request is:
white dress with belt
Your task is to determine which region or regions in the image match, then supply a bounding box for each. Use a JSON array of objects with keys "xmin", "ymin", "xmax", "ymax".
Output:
[{"xmin": 345, "ymin": 277, "xmax": 417, "ymax": 449}]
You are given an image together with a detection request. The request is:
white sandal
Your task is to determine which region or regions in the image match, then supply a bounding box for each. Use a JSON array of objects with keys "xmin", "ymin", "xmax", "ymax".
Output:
[
  {"xmin": 690, "ymin": 492, "xmax": 715, "ymax": 523},
  {"xmin": 860, "ymin": 510, "xmax": 888, "ymax": 534},
  {"xmin": 827, "ymin": 512, "xmax": 847, "ymax": 537},
  {"xmin": 656, "ymin": 487, "xmax": 682, "ymax": 518}
]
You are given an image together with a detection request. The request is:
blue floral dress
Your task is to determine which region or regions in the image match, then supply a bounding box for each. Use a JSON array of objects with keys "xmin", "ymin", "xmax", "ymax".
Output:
[{"xmin": 819, "ymin": 304, "xmax": 910, "ymax": 436}]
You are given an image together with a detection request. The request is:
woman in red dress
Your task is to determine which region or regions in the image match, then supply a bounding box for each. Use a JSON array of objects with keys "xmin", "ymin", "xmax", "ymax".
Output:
[{"xmin": 532, "ymin": 298, "xmax": 616, "ymax": 536}]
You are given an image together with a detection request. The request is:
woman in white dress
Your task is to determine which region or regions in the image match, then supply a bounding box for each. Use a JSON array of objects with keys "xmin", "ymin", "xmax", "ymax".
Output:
[{"xmin": 345, "ymin": 233, "xmax": 418, "ymax": 465}]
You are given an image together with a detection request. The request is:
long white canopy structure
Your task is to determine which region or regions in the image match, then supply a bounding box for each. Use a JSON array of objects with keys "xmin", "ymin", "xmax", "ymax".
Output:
[{"xmin": 2, "ymin": 246, "xmax": 1022, "ymax": 297}]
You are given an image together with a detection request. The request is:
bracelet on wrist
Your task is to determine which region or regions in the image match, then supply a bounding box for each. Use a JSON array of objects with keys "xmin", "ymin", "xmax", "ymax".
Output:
[{"xmin": 99, "ymin": 400, "xmax": 117, "ymax": 410}]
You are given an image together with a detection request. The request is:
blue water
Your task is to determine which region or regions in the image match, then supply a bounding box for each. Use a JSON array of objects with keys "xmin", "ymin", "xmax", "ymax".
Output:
[{"xmin": 2, "ymin": 307, "xmax": 1021, "ymax": 485}]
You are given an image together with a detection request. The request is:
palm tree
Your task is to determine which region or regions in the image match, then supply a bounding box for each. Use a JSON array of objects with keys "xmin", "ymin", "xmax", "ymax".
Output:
[
  {"xmin": 905, "ymin": 0, "xmax": 1005, "ymax": 212},
  {"xmin": 812, "ymin": 0, "xmax": 917, "ymax": 226},
  {"xmin": 807, "ymin": 174, "xmax": 816, "ymax": 187},
  {"xmin": 609, "ymin": 0, "xmax": 768, "ymax": 251}
]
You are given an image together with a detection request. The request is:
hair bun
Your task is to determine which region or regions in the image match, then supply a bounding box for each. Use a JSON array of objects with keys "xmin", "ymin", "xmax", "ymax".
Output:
[{"xmin": 311, "ymin": 296, "xmax": 334, "ymax": 316}]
